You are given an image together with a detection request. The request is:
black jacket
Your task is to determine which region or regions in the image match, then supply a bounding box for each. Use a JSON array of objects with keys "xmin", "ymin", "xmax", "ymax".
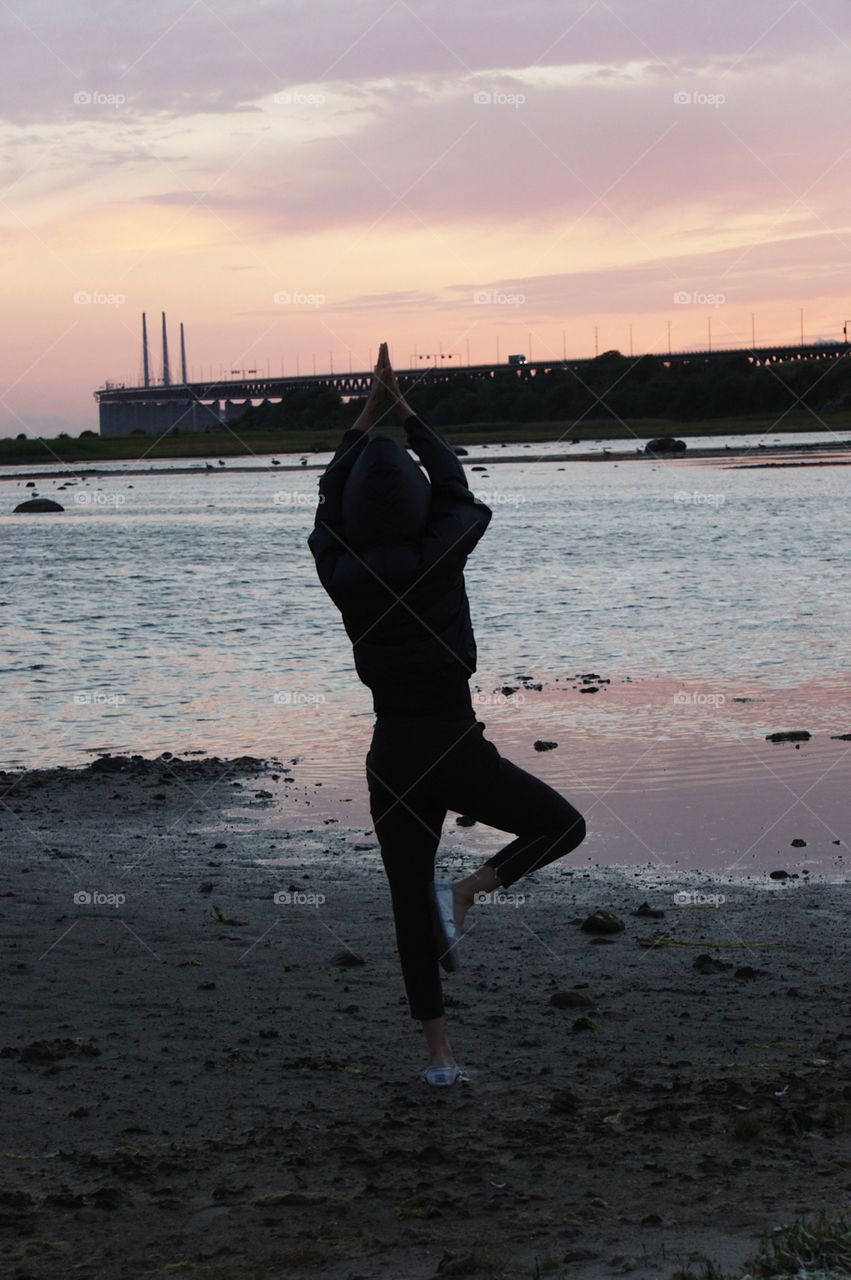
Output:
[{"xmin": 307, "ymin": 414, "xmax": 492, "ymax": 714}]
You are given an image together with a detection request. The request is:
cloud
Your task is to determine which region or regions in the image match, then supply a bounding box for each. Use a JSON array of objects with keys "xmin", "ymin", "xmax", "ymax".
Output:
[
  {"xmin": 3, "ymin": 0, "xmax": 851, "ymax": 435},
  {"xmin": 1, "ymin": 0, "xmax": 850, "ymax": 125}
]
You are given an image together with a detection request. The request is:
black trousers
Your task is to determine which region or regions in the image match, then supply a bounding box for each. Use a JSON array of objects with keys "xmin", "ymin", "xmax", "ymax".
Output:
[{"xmin": 366, "ymin": 708, "xmax": 587, "ymax": 1021}]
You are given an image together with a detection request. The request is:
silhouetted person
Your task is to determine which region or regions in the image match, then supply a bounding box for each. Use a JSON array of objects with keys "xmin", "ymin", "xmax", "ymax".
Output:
[{"xmin": 308, "ymin": 343, "xmax": 586, "ymax": 1085}]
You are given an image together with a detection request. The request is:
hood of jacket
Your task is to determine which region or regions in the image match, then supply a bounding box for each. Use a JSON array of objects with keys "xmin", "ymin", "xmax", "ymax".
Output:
[{"xmin": 341, "ymin": 433, "xmax": 431, "ymax": 552}]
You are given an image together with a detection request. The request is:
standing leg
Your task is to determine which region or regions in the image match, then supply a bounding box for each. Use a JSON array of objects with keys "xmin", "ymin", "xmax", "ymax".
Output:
[{"xmin": 366, "ymin": 755, "xmax": 455, "ymax": 1064}]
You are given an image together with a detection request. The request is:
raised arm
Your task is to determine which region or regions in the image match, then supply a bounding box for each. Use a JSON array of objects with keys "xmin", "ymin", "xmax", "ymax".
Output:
[
  {"xmin": 378, "ymin": 352, "xmax": 492, "ymax": 574},
  {"xmin": 306, "ymin": 344, "xmax": 389, "ymax": 588},
  {"xmin": 402, "ymin": 412, "xmax": 470, "ymax": 495}
]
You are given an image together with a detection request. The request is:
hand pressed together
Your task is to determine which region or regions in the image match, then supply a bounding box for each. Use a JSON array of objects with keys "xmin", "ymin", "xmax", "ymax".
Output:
[{"xmin": 350, "ymin": 342, "xmax": 415, "ymax": 433}]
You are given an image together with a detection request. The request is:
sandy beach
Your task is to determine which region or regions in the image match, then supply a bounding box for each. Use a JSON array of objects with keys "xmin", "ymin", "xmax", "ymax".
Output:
[{"xmin": 2, "ymin": 749, "xmax": 849, "ymax": 1280}]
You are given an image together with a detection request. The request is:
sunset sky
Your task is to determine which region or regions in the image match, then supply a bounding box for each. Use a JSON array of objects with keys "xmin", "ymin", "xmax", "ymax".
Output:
[{"xmin": 2, "ymin": 0, "xmax": 850, "ymax": 437}]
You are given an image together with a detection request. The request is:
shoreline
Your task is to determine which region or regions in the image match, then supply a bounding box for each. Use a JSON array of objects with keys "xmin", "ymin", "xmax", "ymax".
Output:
[
  {"xmin": 2, "ymin": 746, "xmax": 845, "ymax": 887},
  {"xmin": 3, "ymin": 666, "xmax": 849, "ymax": 880},
  {"xmin": 1, "ymin": 749, "xmax": 850, "ymax": 1278},
  {"xmin": 2, "ymin": 435, "xmax": 850, "ymax": 484}
]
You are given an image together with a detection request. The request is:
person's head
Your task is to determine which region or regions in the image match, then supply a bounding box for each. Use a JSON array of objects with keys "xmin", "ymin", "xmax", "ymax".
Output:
[{"xmin": 341, "ymin": 434, "xmax": 431, "ymax": 552}]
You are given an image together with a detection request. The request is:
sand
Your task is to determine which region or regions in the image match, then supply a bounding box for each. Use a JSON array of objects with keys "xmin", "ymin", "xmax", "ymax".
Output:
[{"xmin": 1, "ymin": 751, "xmax": 850, "ymax": 1280}]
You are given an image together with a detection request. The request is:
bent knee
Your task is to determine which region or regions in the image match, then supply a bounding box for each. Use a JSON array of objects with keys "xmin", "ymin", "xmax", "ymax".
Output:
[{"xmin": 556, "ymin": 811, "xmax": 586, "ymax": 850}]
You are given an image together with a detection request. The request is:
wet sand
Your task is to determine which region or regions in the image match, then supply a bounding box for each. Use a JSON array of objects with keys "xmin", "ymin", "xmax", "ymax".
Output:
[{"xmin": 2, "ymin": 748, "xmax": 850, "ymax": 1279}]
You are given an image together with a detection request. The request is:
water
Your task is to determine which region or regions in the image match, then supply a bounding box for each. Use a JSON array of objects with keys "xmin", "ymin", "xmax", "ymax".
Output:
[
  {"xmin": 1, "ymin": 426, "xmax": 847, "ymax": 477},
  {"xmin": 2, "ymin": 435, "xmax": 849, "ymax": 786}
]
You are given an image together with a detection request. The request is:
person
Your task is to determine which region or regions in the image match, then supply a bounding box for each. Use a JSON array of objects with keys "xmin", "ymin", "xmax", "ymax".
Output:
[{"xmin": 307, "ymin": 343, "xmax": 587, "ymax": 1086}]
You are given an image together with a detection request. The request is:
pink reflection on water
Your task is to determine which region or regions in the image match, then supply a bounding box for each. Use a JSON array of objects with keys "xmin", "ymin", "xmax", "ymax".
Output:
[{"xmin": 221, "ymin": 672, "xmax": 850, "ymax": 879}]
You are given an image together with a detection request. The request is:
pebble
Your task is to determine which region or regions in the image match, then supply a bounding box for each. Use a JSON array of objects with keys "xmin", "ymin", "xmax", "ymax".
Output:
[
  {"xmin": 581, "ymin": 909, "xmax": 625, "ymax": 934},
  {"xmin": 550, "ymin": 990, "xmax": 594, "ymax": 1009}
]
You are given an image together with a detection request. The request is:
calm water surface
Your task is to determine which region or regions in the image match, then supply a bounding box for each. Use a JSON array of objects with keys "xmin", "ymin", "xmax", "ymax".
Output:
[{"xmin": 2, "ymin": 434, "xmax": 849, "ymax": 792}]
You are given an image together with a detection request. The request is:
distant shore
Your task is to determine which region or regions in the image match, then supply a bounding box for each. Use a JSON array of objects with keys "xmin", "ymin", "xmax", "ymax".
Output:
[
  {"xmin": 2, "ymin": 409, "xmax": 850, "ymax": 470},
  {"xmin": 2, "ymin": 433, "xmax": 850, "ymax": 485}
]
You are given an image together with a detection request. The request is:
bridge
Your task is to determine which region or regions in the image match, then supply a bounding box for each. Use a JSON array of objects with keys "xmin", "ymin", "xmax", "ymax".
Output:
[{"xmin": 94, "ymin": 320, "xmax": 851, "ymax": 437}]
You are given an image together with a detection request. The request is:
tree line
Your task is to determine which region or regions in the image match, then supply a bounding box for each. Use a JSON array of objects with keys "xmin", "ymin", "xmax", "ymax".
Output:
[{"xmin": 235, "ymin": 350, "xmax": 851, "ymax": 434}]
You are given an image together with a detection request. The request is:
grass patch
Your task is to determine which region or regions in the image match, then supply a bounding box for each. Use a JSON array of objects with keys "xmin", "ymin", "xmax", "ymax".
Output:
[
  {"xmin": 147, "ymin": 1234, "xmax": 384, "ymax": 1277},
  {"xmin": 639, "ymin": 936, "xmax": 792, "ymax": 950},
  {"xmin": 675, "ymin": 1209, "xmax": 851, "ymax": 1278},
  {"xmin": 12, "ymin": 1238, "xmax": 72, "ymax": 1258},
  {"xmin": 209, "ymin": 904, "xmax": 248, "ymax": 927}
]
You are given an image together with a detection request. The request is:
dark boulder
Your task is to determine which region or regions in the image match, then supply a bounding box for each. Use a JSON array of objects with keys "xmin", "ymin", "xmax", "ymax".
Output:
[
  {"xmin": 550, "ymin": 990, "xmax": 594, "ymax": 1009},
  {"xmin": 14, "ymin": 498, "xmax": 64, "ymax": 513},
  {"xmin": 645, "ymin": 437, "xmax": 686, "ymax": 454}
]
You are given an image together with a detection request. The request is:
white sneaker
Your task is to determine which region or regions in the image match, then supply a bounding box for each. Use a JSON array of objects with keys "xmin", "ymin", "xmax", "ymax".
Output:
[{"xmin": 423, "ymin": 1064, "xmax": 468, "ymax": 1087}]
